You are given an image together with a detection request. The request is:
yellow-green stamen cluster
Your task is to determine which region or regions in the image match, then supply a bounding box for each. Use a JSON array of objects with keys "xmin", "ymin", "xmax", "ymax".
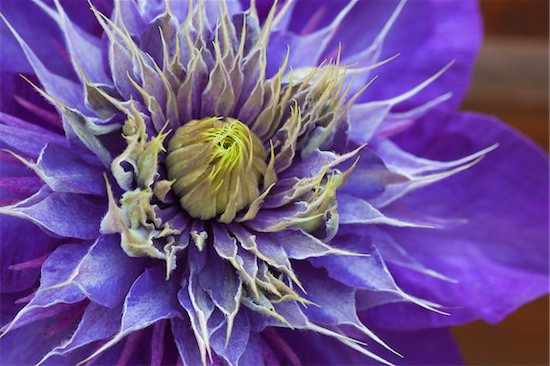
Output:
[{"xmin": 167, "ymin": 117, "xmax": 268, "ymax": 223}]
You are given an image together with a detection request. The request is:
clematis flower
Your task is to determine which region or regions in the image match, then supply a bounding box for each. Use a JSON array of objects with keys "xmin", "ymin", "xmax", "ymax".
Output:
[{"xmin": 0, "ymin": 0, "xmax": 548, "ymax": 365}]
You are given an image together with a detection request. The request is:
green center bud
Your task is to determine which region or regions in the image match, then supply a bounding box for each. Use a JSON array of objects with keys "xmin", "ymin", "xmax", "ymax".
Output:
[{"xmin": 166, "ymin": 117, "xmax": 268, "ymax": 223}]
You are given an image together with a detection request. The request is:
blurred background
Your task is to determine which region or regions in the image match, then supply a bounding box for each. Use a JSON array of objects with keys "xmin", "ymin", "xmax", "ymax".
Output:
[{"xmin": 454, "ymin": 0, "xmax": 549, "ymax": 365}]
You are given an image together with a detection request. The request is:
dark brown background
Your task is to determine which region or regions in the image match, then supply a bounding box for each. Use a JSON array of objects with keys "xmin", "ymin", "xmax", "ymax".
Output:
[{"xmin": 453, "ymin": 1, "xmax": 549, "ymax": 365}]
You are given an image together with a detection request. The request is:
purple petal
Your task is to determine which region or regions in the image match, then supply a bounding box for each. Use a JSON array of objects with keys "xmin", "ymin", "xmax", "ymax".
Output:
[
  {"xmin": 3, "ymin": 231, "xmax": 145, "ymax": 342},
  {"xmin": 0, "ymin": 0, "xmax": 73, "ymax": 77},
  {"xmin": 337, "ymin": 192, "xmax": 426, "ymax": 227},
  {"xmin": 296, "ymin": 261, "xmax": 404, "ymax": 357},
  {"xmin": 121, "ymin": 267, "xmax": 181, "ymax": 329},
  {"xmin": 2, "ymin": 186, "xmax": 105, "ymax": 240},
  {"xmin": 366, "ymin": 226, "xmax": 454, "ymax": 282},
  {"xmin": 267, "ymin": 229, "xmax": 349, "ymax": 260},
  {"xmin": 364, "ymin": 112, "xmax": 549, "ymax": 329},
  {"xmin": 179, "ymin": 245, "xmax": 217, "ymax": 363},
  {"xmin": 113, "ymin": 1, "xmax": 147, "ymax": 37},
  {"xmin": 37, "ymin": 302, "xmax": 122, "ymax": 364},
  {"xmin": 32, "ymin": 143, "xmax": 106, "ymax": 195},
  {"xmin": 150, "ymin": 320, "xmax": 167, "ymax": 366},
  {"xmin": 231, "ymin": 225, "xmax": 293, "ymax": 273},
  {"xmin": 1, "ymin": 11, "xmax": 87, "ymax": 111},
  {"xmin": 337, "ymin": 147, "xmax": 406, "ymax": 202},
  {"xmin": 0, "ymin": 176, "xmax": 44, "ymax": 205},
  {"xmin": 210, "ymin": 310, "xmax": 250, "ymax": 365},
  {"xmin": 297, "ymin": 262, "xmax": 358, "ymax": 325},
  {"xmin": 0, "ymin": 215, "xmax": 57, "ymax": 293},
  {"xmin": 79, "ymin": 267, "xmax": 181, "ymax": 363},
  {"xmin": 74, "ymin": 234, "xmax": 146, "ymax": 308},
  {"xmin": 0, "ymin": 112, "xmax": 67, "ymax": 158},
  {"xmin": 348, "ymin": 63, "xmax": 454, "ymax": 145},
  {"xmin": 171, "ymin": 317, "xmax": 203, "ymax": 366},
  {"xmin": 57, "ymin": 0, "xmax": 112, "ymax": 36},
  {"xmin": 50, "ymin": 0, "xmax": 111, "ymax": 84},
  {"xmin": 365, "ymin": 327, "xmax": 463, "ymax": 366},
  {"xmin": 0, "ymin": 72, "xmax": 63, "ymax": 131},
  {"xmin": 276, "ymin": 327, "xmax": 378, "ymax": 365},
  {"xmin": 139, "ymin": 10, "xmax": 179, "ymax": 67},
  {"xmin": 198, "ymin": 247, "xmax": 241, "ymax": 331},
  {"xmin": 310, "ymin": 229, "xmax": 396, "ymax": 292},
  {"xmin": 275, "ymin": 326, "xmax": 463, "ymax": 366},
  {"xmin": 238, "ymin": 331, "xmax": 266, "ymax": 366},
  {"xmin": 202, "ymin": 0, "xmax": 242, "ymax": 27},
  {"xmin": 0, "ymin": 308, "xmax": 79, "ymax": 365},
  {"xmin": 267, "ymin": 1, "xmax": 356, "ymax": 74},
  {"xmin": 1, "ymin": 243, "xmax": 91, "ymax": 333},
  {"xmin": 337, "ymin": 0, "xmax": 482, "ymax": 110}
]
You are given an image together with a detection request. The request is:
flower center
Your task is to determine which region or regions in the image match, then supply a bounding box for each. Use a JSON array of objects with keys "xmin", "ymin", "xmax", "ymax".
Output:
[{"xmin": 166, "ymin": 117, "xmax": 267, "ymax": 222}]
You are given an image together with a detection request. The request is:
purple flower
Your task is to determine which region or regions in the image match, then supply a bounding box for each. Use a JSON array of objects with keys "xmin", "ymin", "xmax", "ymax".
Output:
[{"xmin": 0, "ymin": 0, "xmax": 548, "ymax": 365}]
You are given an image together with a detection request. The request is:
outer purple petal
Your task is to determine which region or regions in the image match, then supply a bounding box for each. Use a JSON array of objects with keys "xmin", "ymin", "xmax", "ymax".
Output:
[
  {"xmin": 51, "ymin": 0, "xmax": 111, "ymax": 85},
  {"xmin": 3, "ymin": 186, "xmax": 105, "ymax": 240},
  {"xmin": 1, "ymin": 235, "xmax": 136, "ymax": 335},
  {"xmin": 363, "ymin": 112, "xmax": 549, "ymax": 329},
  {"xmin": 36, "ymin": 302, "xmax": 122, "ymax": 364},
  {"xmin": 0, "ymin": 0, "xmax": 111, "ymax": 76},
  {"xmin": 338, "ymin": 0, "xmax": 482, "ymax": 109},
  {"xmin": 1, "ymin": 11, "xmax": 87, "ymax": 112},
  {"xmin": 0, "ymin": 216, "xmax": 57, "ymax": 293},
  {"xmin": 57, "ymin": 0, "xmax": 112, "ymax": 37},
  {"xmin": 120, "ymin": 267, "xmax": 181, "ymax": 330},
  {"xmin": 275, "ymin": 0, "xmax": 481, "ymax": 116},
  {"xmin": 275, "ymin": 326, "xmax": 462, "ymax": 366},
  {"xmin": 0, "ymin": 0, "xmax": 72, "ymax": 77},
  {"xmin": 275, "ymin": 327, "xmax": 376, "ymax": 365},
  {"xmin": 0, "ymin": 309, "xmax": 78, "ymax": 365},
  {"xmin": 1, "ymin": 243, "xmax": 90, "ymax": 332},
  {"xmin": 341, "ymin": 148, "xmax": 406, "ymax": 201},
  {"xmin": 0, "ymin": 148, "xmax": 45, "ymax": 206},
  {"xmin": 0, "ymin": 112, "xmax": 67, "ymax": 158},
  {"xmin": 0, "ymin": 72, "xmax": 63, "ymax": 131},
  {"xmin": 357, "ymin": 327, "xmax": 463, "ymax": 366}
]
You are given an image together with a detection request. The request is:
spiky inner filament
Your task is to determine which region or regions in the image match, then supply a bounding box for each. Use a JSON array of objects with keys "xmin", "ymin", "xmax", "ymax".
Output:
[{"xmin": 167, "ymin": 117, "xmax": 268, "ymax": 222}]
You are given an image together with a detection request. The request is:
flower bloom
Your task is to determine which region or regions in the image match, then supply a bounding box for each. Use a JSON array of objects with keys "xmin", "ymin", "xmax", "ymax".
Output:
[{"xmin": 0, "ymin": 0, "xmax": 548, "ymax": 365}]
